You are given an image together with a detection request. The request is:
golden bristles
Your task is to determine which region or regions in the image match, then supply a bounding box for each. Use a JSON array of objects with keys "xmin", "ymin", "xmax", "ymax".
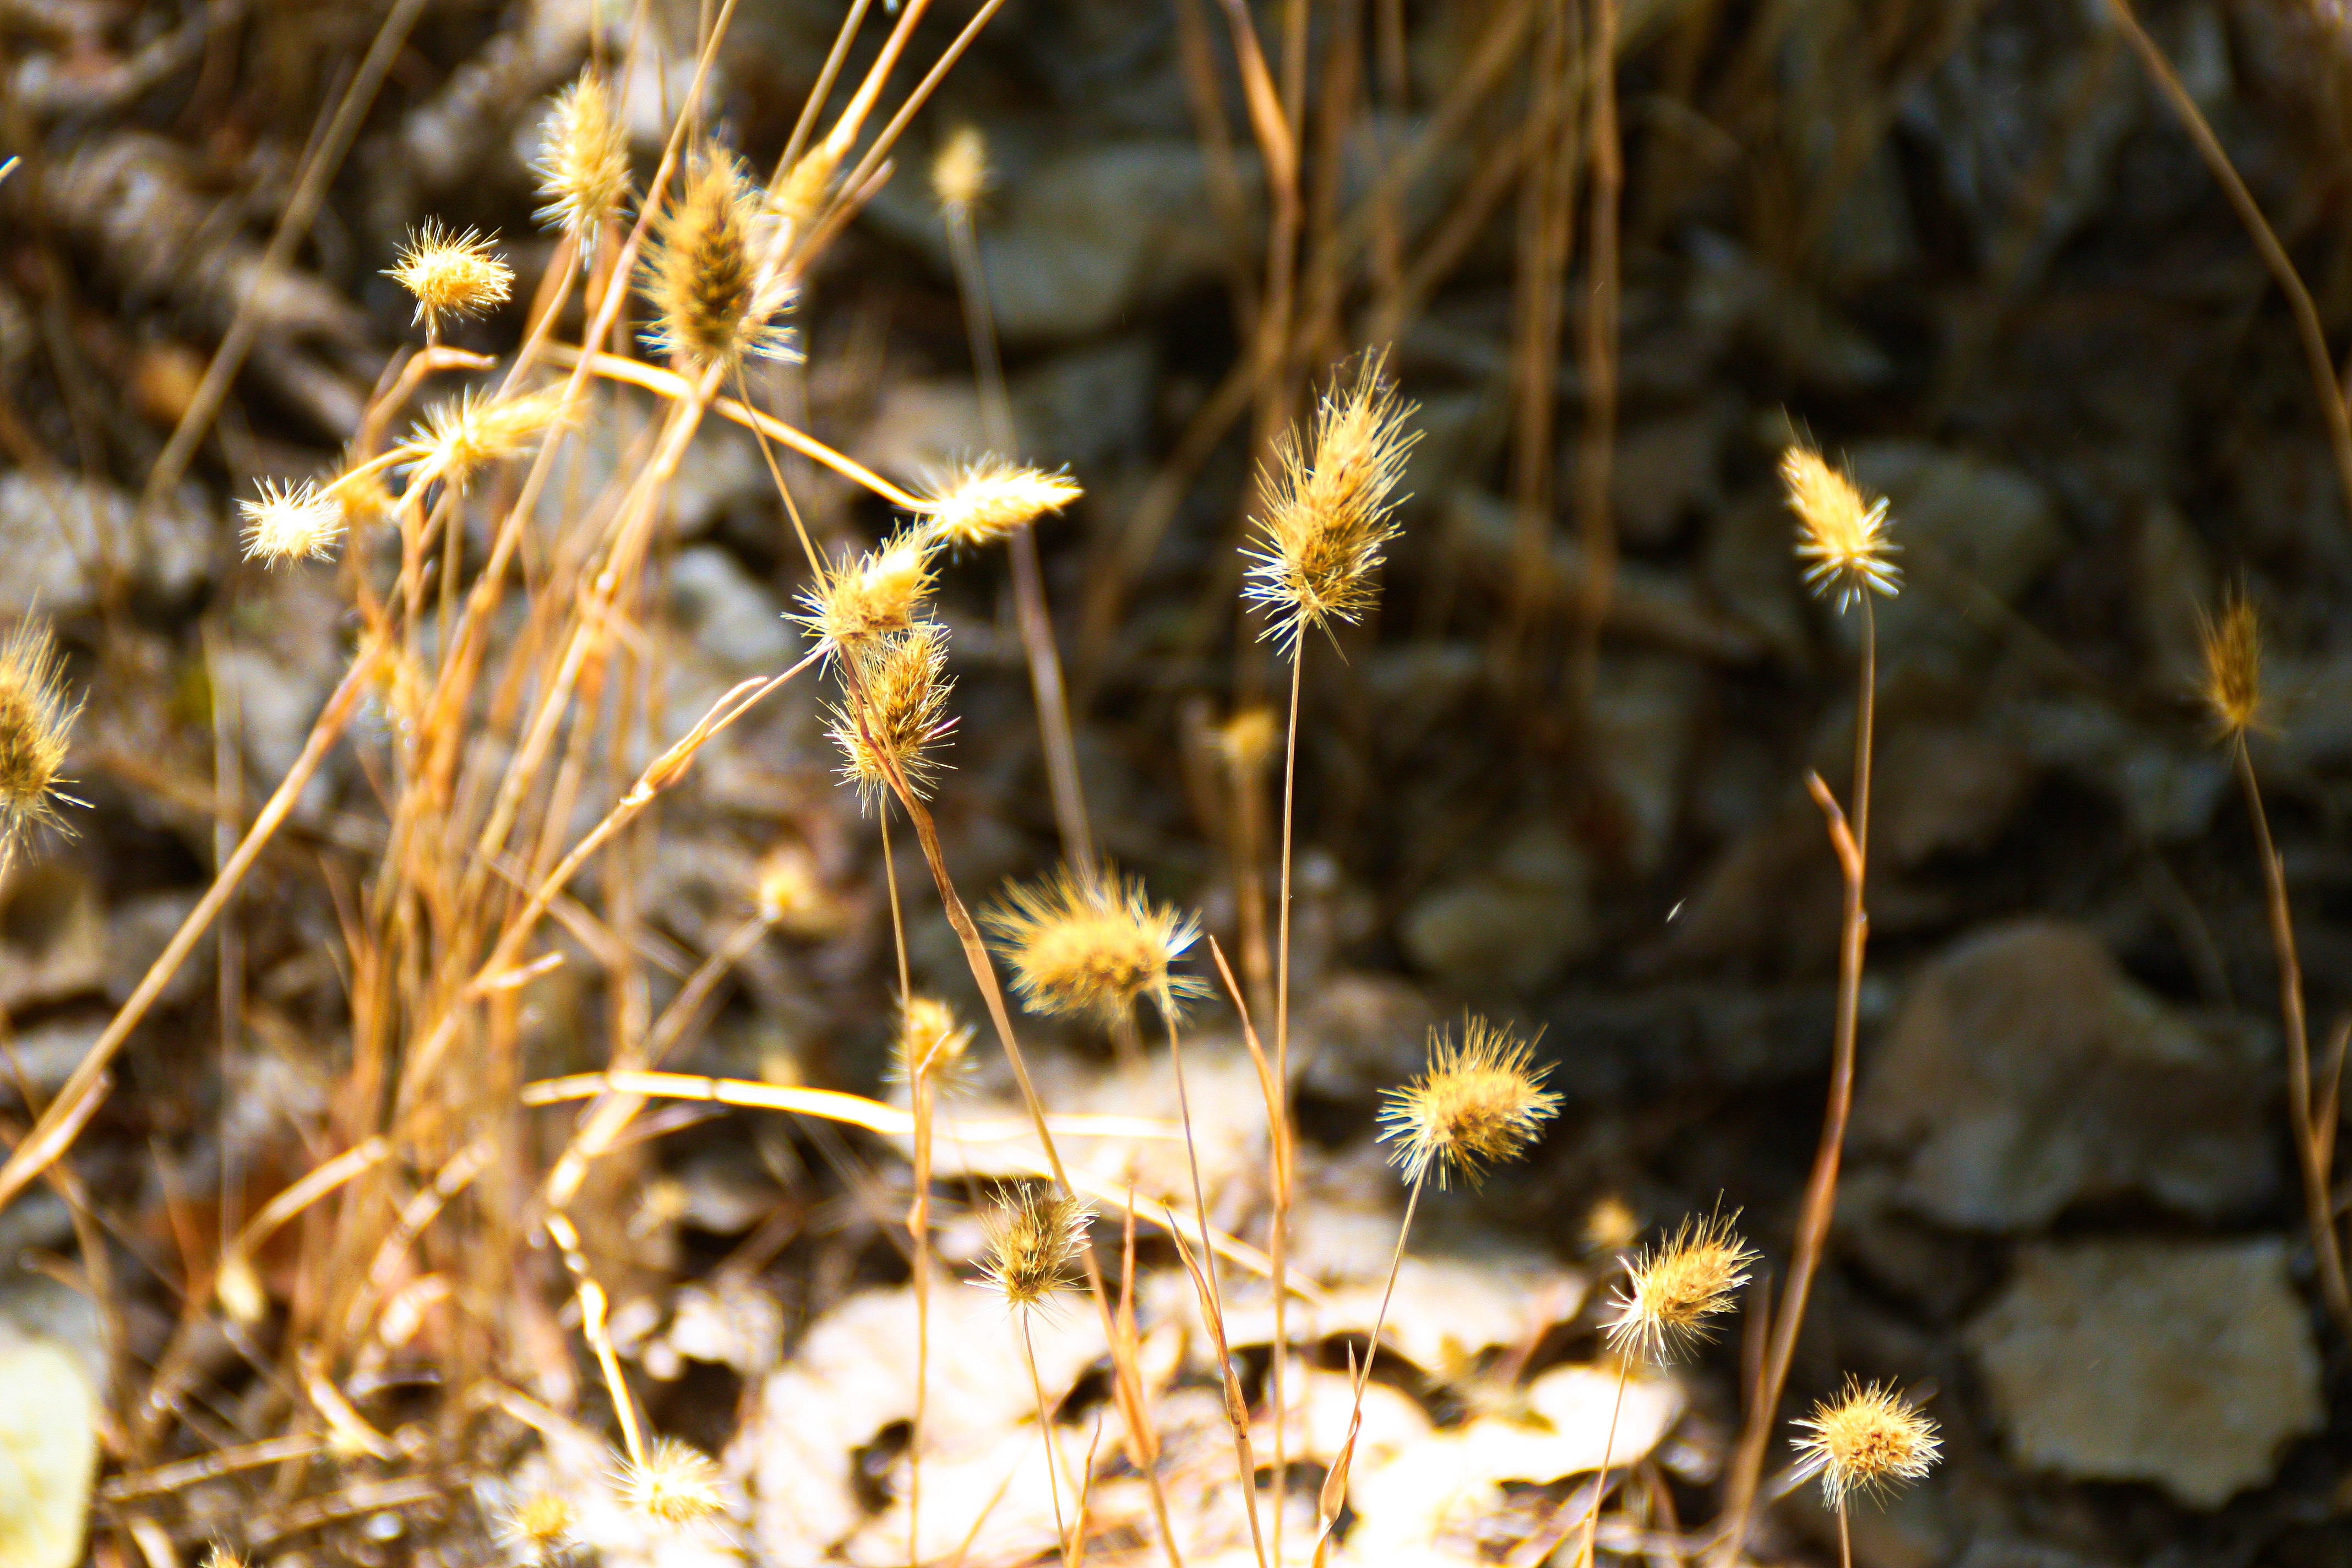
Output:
[
  {"xmin": 892, "ymin": 995, "xmax": 975, "ymax": 1089},
  {"xmin": 385, "ymin": 221, "xmax": 511, "ymax": 340},
  {"xmin": 921, "ymin": 458, "xmax": 1083, "ymax": 551},
  {"xmin": 640, "ymin": 145, "xmax": 795, "ymax": 369},
  {"xmin": 533, "ymin": 73, "xmax": 632, "ymax": 254},
  {"xmin": 496, "ymin": 1490, "xmax": 579, "ymax": 1564},
  {"xmin": 2198, "ymin": 588, "xmax": 2263, "ymax": 739},
  {"xmin": 617, "ymin": 1437, "xmax": 726, "ymax": 1526},
  {"xmin": 977, "ymin": 1185, "xmax": 1091, "ymax": 1310},
  {"xmin": 238, "ymin": 478, "xmax": 345, "ymax": 565},
  {"xmin": 984, "ymin": 865, "xmax": 1209, "ymax": 1024},
  {"xmin": 793, "ymin": 530, "xmax": 939, "ymax": 656},
  {"xmin": 932, "ymin": 124, "xmax": 991, "ymax": 214},
  {"xmin": 827, "ymin": 621, "xmax": 955, "ymax": 806},
  {"xmin": 400, "ymin": 387, "xmax": 568, "ymax": 493},
  {"xmin": 1243, "ymin": 349, "xmax": 1419, "ymax": 654},
  {"xmin": 0, "ymin": 619, "xmax": 80, "ymax": 864},
  {"xmin": 1376, "ymin": 1017, "xmax": 1562, "ymax": 1189},
  {"xmin": 1783, "ymin": 446, "xmax": 1900, "ymax": 609},
  {"xmin": 1793, "ymin": 1378, "xmax": 1942, "ymax": 1508},
  {"xmin": 1583, "ymin": 1194, "xmax": 1641, "ymax": 1257},
  {"xmin": 1605, "ymin": 1211, "xmax": 1757, "ymax": 1363},
  {"xmin": 202, "ymin": 1548, "xmax": 245, "ymax": 1568}
]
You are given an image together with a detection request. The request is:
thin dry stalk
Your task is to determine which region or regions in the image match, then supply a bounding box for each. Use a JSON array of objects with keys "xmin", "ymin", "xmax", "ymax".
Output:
[{"xmin": 1572, "ymin": 0, "xmax": 1622, "ymax": 709}]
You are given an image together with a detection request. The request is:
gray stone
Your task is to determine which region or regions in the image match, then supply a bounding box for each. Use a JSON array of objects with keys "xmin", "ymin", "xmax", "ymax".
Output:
[
  {"xmin": 1400, "ymin": 824, "xmax": 1595, "ymax": 992},
  {"xmin": 669, "ymin": 546, "xmax": 794, "ymax": 674},
  {"xmin": 0, "ymin": 472, "xmax": 214, "ymax": 616},
  {"xmin": 1871, "ymin": 719, "xmax": 2033, "ymax": 868},
  {"xmin": 1967, "ymin": 1238, "xmax": 2321, "ymax": 1507},
  {"xmin": 1844, "ymin": 443, "xmax": 2062, "ymax": 669},
  {"xmin": 1855, "ymin": 919, "xmax": 2275, "ymax": 1229}
]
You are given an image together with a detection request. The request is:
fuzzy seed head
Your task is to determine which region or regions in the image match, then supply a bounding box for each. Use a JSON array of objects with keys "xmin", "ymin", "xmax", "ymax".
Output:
[
  {"xmin": 755, "ymin": 841, "xmax": 844, "ymax": 939},
  {"xmin": 1583, "ymin": 1195, "xmax": 1641, "ymax": 1258},
  {"xmin": 2199, "ymin": 588, "xmax": 2263, "ymax": 739},
  {"xmin": 203, "ymin": 1548, "xmax": 245, "ymax": 1568},
  {"xmin": 892, "ymin": 994, "xmax": 975, "ymax": 1090},
  {"xmin": 1793, "ymin": 1378, "xmax": 1942, "ymax": 1509},
  {"xmin": 1214, "ymin": 706, "xmax": 1277, "ymax": 773},
  {"xmin": 238, "ymin": 478, "xmax": 345, "ymax": 565},
  {"xmin": 401, "ymin": 387, "xmax": 568, "ymax": 492},
  {"xmin": 770, "ymin": 143, "xmax": 840, "ymax": 238},
  {"xmin": 533, "ymin": 73, "xmax": 632, "ymax": 253},
  {"xmin": 1606, "ymin": 1211, "xmax": 1757, "ymax": 1363},
  {"xmin": 1244, "ymin": 350, "xmax": 1419, "ymax": 654},
  {"xmin": 794, "ymin": 530, "xmax": 939, "ymax": 656},
  {"xmin": 386, "ymin": 221, "xmax": 511, "ymax": 339},
  {"xmin": 640, "ymin": 146, "xmax": 795, "ymax": 369},
  {"xmin": 977, "ymin": 1185, "xmax": 1091, "ymax": 1310},
  {"xmin": 932, "ymin": 124, "xmax": 991, "ymax": 214},
  {"xmin": 1377, "ymin": 1018, "xmax": 1561, "ymax": 1189},
  {"xmin": 921, "ymin": 458, "xmax": 1082, "ymax": 550},
  {"xmin": 618, "ymin": 1438, "xmax": 726, "ymax": 1526},
  {"xmin": 497, "ymin": 1491, "xmax": 579, "ymax": 1564},
  {"xmin": 986, "ymin": 865, "xmax": 1209, "ymax": 1025},
  {"xmin": 0, "ymin": 620, "xmax": 78, "ymax": 861},
  {"xmin": 827, "ymin": 622, "xmax": 955, "ymax": 806},
  {"xmin": 1784, "ymin": 447, "xmax": 1900, "ymax": 609}
]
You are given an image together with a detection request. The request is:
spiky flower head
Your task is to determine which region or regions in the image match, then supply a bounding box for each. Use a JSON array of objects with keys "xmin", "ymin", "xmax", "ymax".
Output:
[
  {"xmin": 827, "ymin": 622, "xmax": 954, "ymax": 806},
  {"xmin": 1784, "ymin": 446, "xmax": 1899, "ymax": 609},
  {"xmin": 985, "ymin": 865, "xmax": 1209, "ymax": 1025},
  {"xmin": 202, "ymin": 1548, "xmax": 245, "ymax": 1568},
  {"xmin": 976, "ymin": 1184, "xmax": 1092, "ymax": 1310},
  {"xmin": 400, "ymin": 386, "xmax": 568, "ymax": 493},
  {"xmin": 496, "ymin": 1491, "xmax": 579, "ymax": 1564},
  {"xmin": 1244, "ymin": 350, "xmax": 1419, "ymax": 654},
  {"xmin": 2198, "ymin": 587, "xmax": 2264, "ymax": 739},
  {"xmin": 755, "ymin": 841, "xmax": 845, "ymax": 939},
  {"xmin": 533, "ymin": 73, "xmax": 632, "ymax": 255},
  {"xmin": 238, "ymin": 478, "xmax": 345, "ymax": 565},
  {"xmin": 1583, "ymin": 1195, "xmax": 1641, "ymax": 1258},
  {"xmin": 386, "ymin": 221, "xmax": 511, "ymax": 341},
  {"xmin": 891, "ymin": 995, "xmax": 975, "ymax": 1091},
  {"xmin": 920, "ymin": 458, "xmax": 1082, "ymax": 551},
  {"xmin": 793, "ymin": 530, "xmax": 939, "ymax": 658},
  {"xmin": 932, "ymin": 124, "xmax": 990, "ymax": 214},
  {"xmin": 0, "ymin": 620, "xmax": 79, "ymax": 865},
  {"xmin": 640, "ymin": 145, "xmax": 796, "ymax": 369},
  {"xmin": 617, "ymin": 1438, "xmax": 726, "ymax": 1526},
  {"xmin": 1605, "ymin": 1211, "xmax": 1757, "ymax": 1363},
  {"xmin": 1377, "ymin": 1017, "xmax": 1562, "ymax": 1189},
  {"xmin": 1793, "ymin": 1378, "xmax": 1942, "ymax": 1509}
]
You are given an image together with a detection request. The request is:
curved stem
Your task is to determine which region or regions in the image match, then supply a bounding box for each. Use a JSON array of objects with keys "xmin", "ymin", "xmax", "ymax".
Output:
[{"xmin": 1577, "ymin": 1358, "xmax": 1632, "ymax": 1568}]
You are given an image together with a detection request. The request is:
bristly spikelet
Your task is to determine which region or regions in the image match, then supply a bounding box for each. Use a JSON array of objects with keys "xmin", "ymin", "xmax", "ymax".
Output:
[
  {"xmin": 1583, "ymin": 1195, "xmax": 1641, "ymax": 1258},
  {"xmin": 770, "ymin": 143, "xmax": 840, "ymax": 239},
  {"xmin": 1214, "ymin": 706, "xmax": 1277, "ymax": 772},
  {"xmin": 976, "ymin": 1185, "xmax": 1091, "ymax": 1310},
  {"xmin": 385, "ymin": 221, "xmax": 511, "ymax": 340},
  {"xmin": 533, "ymin": 73, "xmax": 632, "ymax": 255},
  {"xmin": 1243, "ymin": 350, "xmax": 1419, "ymax": 654},
  {"xmin": 237, "ymin": 478, "xmax": 345, "ymax": 565},
  {"xmin": 1377, "ymin": 1017, "xmax": 1562, "ymax": 1189},
  {"xmin": 1784, "ymin": 446, "xmax": 1900, "ymax": 609},
  {"xmin": 0, "ymin": 620, "xmax": 81, "ymax": 863},
  {"xmin": 496, "ymin": 1491, "xmax": 579, "ymax": 1565},
  {"xmin": 984, "ymin": 865, "xmax": 1210, "ymax": 1025},
  {"xmin": 202, "ymin": 1548, "xmax": 244, "ymax": 1568},
  {"xmin": 921, "ymin": 458, "xmax": 1083, "ymax": 551},
  {"xmin": 754, "ymin": 841, "xmax": 844, "ymax": 939},
  {"xmin": 400, "ymin": 386, "xmax": 568, "ymax": 492},
  {"xmin": 1793, "ymin": 1378, "xmax": 1942, "ymax": 1508},
  {"xmin": 827, "ymin": 621, "xmax": 955, "ymax": 806},
  {"xmin": 891, "ymin": 995, "xmax": 975, "ymax": 1090},
  {"xmin": 617, "ymin": 1438, "xmax": 726, "ymax": 1526},
  {"xmin": 639, "ymin": 146, "xmax": 795, "ymax": 369},
  {"xmin": 932, "ymin": 124, "xmax": 990, "ymax": 214},
  {"xmin": 793, "ymin": 530, "xmax": 939, "ymax": 658},
  {"xmin": 1606, "ymin": 1211, "xmax": 1757, "ymax": 1363},
  {"xmin": 2198, "ymin": 587, "xmax": 2264, "ymax": 739}
]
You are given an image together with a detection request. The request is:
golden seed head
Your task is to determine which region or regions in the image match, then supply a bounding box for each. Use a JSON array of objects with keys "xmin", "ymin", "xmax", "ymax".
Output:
[
  {"xmin": 754, "ymin": 841, "xmax": 843, "ymax": 938},
  {"xmin": 0, "ymin": 620, "xmax": 79, "ymax": 862},
  {"xmin": 533, "ymin": 73, "xmax": 632, "ymax": 253},
  {"xmin": 1784, "ymin": 446, "xmax": 1900, "ymax": 609},
  {"xmin": 400, "ymin": 386, "xmax": 568, "ymax": 492},
  {"xmin": 932, "ymin": 124, "xmax": 991, "ymax": 214},
  {"xmin": 1793, "ymin": 1378, "xmax": 1942, "ymax": 1508},
  {"xmin": 640, "ymin": 146, "xmax": 796, "ymax": 369},
  {"xmin": 1583, "ymin": 1195, "xmax": 1642, "ymax": 1258},
  {"xmin": 617, "ymin": 1438, "xmax": 726, "ymax": 1526},
  {"xmin": 385, "ymin": 221, "xmax": 512, "ymax": 338},
  {"xmin": 2198, "ymin": 587, "xmax": 2263, "ymax": 739},
  {"xmin": 921, "ymin": 458, "xmax": 1082, "ymax": 551},
  {"xmin": 976, "ymin": 1184, "xmax": 1091, "ymax": 1310},
  {"xmin": 1606, "ymin": 1211, "xmax": 1758, "ymax": 1363},
  {"xmin": 1376, "ymin": 1017, "xmax": 1562, "ymax": 1189},
  {"xmin": 985, "ymin": 865, "xmax": 1208, "ymax": 1025},
  {"xmin": 891, "ymin": 994, "xmax": 975, "ymax": 1090},
  {"xmin": 1213, "ymin": 706, "xmax": 1277, "ymax": 774},
  {"xmin": 794, "ymin": 530, "xmax": 939, "ymax": 656},
  {"xmin": 202, "ymin": 1547, "xmax": 246, "ymax": 1568},
  {"xmin": 497, "ymin": 1490, "xmax": 579, "ymax": 1564},
  {"xmin": 1244, "ymin": 349, "xmax": 1419, "ymax": 655},
  {"xmin": 827, "ymin": 621, "xmax": 955, "ymax": 807},
  {"xmin": 237, "ymin": 478, "xmax": 345, "ymax": 565},
  {"xmin": 770, "ymin": 143, "xmax": 841, "ymax": 237}
]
